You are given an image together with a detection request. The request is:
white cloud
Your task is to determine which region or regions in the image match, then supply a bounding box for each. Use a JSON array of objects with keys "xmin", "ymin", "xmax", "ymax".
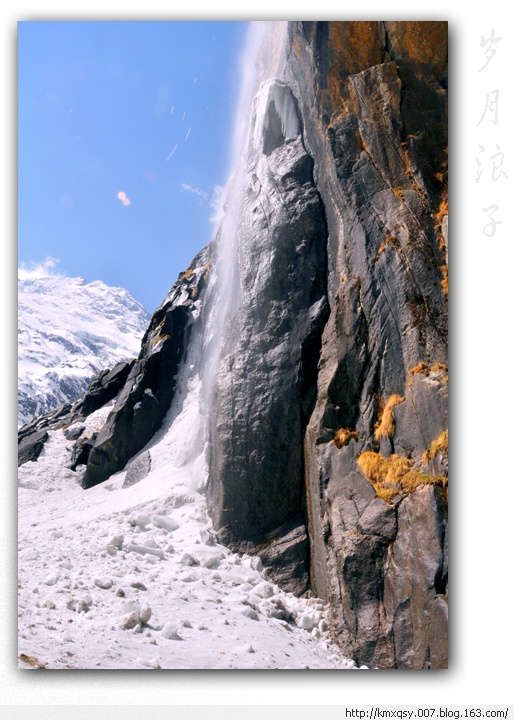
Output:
[
  {"xmin": 180, "ymin": 183, "xmax": 208, "ymax": 201},
  {"xmin": 18, "ymin": 257, "xmax": 62, "ymax": 280},
  {"xmin": 180, "ymin": 182, "xmax": 228, "ymax": 229},
  {"xmin": 209, "ymin": 184, "xmax": 227, "ymax": 228}
]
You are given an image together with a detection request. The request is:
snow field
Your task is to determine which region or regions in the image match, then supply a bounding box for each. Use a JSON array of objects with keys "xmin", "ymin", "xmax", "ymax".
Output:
[{"xmin": 18, "ymin": 384, "xmax": 362, "ymax": 670}]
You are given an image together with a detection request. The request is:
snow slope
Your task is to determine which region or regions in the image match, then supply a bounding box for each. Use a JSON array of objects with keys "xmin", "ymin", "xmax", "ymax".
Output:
[
  {"xmin": 18, "ymin": 272, "xmax": 150, "ymax": 426},
  {"xmin": 18, "ymin": 371, "xmax": 362, "ymax": 670}
]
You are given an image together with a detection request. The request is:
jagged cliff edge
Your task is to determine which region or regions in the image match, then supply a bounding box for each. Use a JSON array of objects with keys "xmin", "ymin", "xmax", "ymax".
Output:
[{"xmin": 18, "ymin": 21, "xmax": 448, "ymax": 669}]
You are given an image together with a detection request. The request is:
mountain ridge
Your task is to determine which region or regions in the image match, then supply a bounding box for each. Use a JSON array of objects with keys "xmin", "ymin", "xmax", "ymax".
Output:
[{"xmin": 18, "ymin": 272, "xmax": 150, "ymax": 426}]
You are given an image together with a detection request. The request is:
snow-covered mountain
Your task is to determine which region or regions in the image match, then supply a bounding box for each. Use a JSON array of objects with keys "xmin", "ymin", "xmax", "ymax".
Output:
[{"xmin": 18, "ymin": 272, "xmax": 150, "ymax": 426}]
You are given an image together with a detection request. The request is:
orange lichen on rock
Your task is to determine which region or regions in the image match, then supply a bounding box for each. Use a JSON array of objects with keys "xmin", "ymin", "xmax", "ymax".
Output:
[
  {"xmin": 357, "ymin": 451, "xmax": 388, "ymax": 484},
  {"xmin": 357, "ymin": 450, "xmax": 447, "ymax": 504},
  {"xmin": 399, "ymin": 470, "xmax": 448, "ymax": 495},
  {"xmin": 377, "ymin": 235, "xmax": 399, "ymax": 257},
  {"xmin": 384, "ymin": 21, "xmax": 448, "ymax": 82},
  {"xmin": 374, "ymin": 393, "xmax": 405, "ymax": 440},
  {"xmin": 435, "ymin": 194, "xmax": 449, "ymax": 255},
  {"xmin": 327, "ymin": 21, "xmax": 384, "ymax": 115},
  {"xmin": 440, "ymin": 265, "xmax": 448, "ymax": 296},
  {"xmin": 422, "ymin": 429, "xmax": 448, "ymax": 466},
  {"xmin": 407, "ymin": 361, "xmax": 448, "ymax": 385},
  {"xmin": 334, "ymin": 428, "xmax": 358, "ymax": 448},
  {"xmin": 409, "ymin": 361, "xmax": 430, "ymax": 377}
]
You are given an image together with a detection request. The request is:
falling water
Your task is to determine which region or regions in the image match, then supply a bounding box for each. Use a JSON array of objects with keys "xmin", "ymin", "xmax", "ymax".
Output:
[
  {"xmin": 199, "ymin": 20, "xmax": 288, "ymax": 401},
  {"xmin": 156, "ymin": 21, "xmax": 289, "ymax": 488}
]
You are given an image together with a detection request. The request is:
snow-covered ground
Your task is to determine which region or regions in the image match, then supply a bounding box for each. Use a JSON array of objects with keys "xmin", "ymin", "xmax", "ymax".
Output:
[{"xmin": 18, "ymin": 373, "xmax": 362, "ymax": 671}]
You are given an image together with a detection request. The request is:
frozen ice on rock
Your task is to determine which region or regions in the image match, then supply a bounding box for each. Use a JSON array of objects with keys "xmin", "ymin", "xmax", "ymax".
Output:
[
  {"xmin": 241, "ymin": 555, "xmax": 263, "ymax": 572},
  {"xmin": 178, "ymin": 552, "xmax": 196, "ymax": 566},
  {"xmin": 142, "ymin": 537, "xmax": 160, "ymax": 549},
  {"xmin": 296, "ymin": 613, "xmax": 314, "ymax": 630}
]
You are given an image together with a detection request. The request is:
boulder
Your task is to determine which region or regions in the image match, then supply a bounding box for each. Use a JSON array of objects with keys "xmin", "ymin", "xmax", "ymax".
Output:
[
  {"xmin": 76, "ymin": 361, "xmax": 134, "ymax": 417},
  {"xmin": 18, "ymin": 429, "xmax": 49, "ymax": 466}
]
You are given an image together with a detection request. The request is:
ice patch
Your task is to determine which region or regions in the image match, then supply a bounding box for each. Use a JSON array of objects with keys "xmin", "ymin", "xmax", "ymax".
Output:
[{"xmin": 252, "ymin": 78, "xmax": 301, "ymax": 153}]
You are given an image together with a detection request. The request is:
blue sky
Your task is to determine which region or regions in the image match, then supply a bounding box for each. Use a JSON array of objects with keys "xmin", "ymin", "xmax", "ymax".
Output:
[{"xmin": 18, "ymin": 21, "xmax": 247, "ymax": 312}]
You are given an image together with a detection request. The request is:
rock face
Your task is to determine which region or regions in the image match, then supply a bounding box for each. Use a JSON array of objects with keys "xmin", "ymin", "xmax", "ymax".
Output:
[
  {"xmin": 17, "ymin": 360, "xmax": 134, "ymax": 468},
  {"xmin": 81, "ymin": 247, "xmax": 212, "ymax": 489},
  {"xmin": 208, "ymin": 21, "xmax": 448, "ymax": 668},
  {"xmin": 18, "ymin": 429, "xmax": 49, "ymax": 466},
  {"xmin": 209, "ymin": 79, "xmax": 328, "ymax": 564}
]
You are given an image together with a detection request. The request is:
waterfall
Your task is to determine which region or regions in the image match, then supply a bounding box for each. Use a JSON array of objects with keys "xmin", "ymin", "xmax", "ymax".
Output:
[
  {"xmin": 154, "ymin": 21, "xmax": 289, "ymax": 488},
  {"xmin": 199, "ymin": 20, "xmax": 288, "ymax": 404}
]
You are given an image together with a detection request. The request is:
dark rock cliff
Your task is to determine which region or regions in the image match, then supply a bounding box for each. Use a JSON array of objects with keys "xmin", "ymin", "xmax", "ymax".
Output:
[
  {"xmin": 208, "ymin": 79, "xmax": 329, "ymax": 597},
  {"xmin": 289, "ymin": 21, "xmax": 448, "ymax": 670},
  {"xmin": 208, "ymin": 21, "xmax": 448, "ymax": 668}
]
